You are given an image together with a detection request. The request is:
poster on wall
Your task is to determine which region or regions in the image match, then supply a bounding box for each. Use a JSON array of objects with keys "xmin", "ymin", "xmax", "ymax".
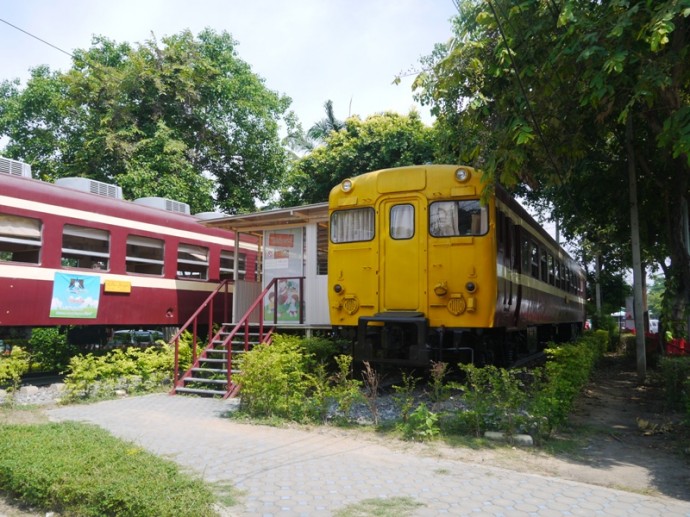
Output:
[
  {"xmin": 49, "ymin": 272, "xmax": 101, "ymax": 318},
  {"xmin": 263, "ymin": 229, "xmax": 303, "ymax": 323}
]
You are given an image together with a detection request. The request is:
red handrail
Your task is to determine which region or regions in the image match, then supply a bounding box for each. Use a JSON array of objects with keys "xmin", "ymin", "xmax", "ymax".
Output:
[
  {"xmin": 171, "ymin": 276, "xmax": 305, "ymax": 396},
  {"xmin": 170, "ymin": 279, "xmax": 232, "ymax": 384}
]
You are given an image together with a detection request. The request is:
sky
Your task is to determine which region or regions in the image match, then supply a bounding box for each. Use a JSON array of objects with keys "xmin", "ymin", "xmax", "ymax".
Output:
[{"xmin": 0, "ymin": 0, "xmax": 459, "ymax": 128}]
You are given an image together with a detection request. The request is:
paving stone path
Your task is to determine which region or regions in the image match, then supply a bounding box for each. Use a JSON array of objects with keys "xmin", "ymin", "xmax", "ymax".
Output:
[{"xmin": 48, "ymin": 394, "xmax": 690, "ymax": 517}]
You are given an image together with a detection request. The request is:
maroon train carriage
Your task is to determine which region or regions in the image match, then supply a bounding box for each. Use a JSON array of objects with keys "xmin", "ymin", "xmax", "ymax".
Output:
[{"xmin": 0, "ymin": 162, "xmax": 257, "ymax": 345}]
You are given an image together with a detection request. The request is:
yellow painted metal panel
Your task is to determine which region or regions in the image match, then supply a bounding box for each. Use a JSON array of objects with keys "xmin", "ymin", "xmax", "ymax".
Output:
[{"xmin": 377, "ymin": 167, "xmax": 426, "ymax": 193}]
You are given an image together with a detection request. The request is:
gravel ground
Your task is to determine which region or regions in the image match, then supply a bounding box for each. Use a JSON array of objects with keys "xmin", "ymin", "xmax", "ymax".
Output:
[{"xmin": 0, "ymin": 384, "xmax": 68, "ymax": 407}]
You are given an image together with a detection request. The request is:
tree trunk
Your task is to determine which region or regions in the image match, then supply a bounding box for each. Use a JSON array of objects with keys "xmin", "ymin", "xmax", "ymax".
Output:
[
  {"xmin": 595, "ymin": 253, "xmax": 602, "ymax": 318},
  {"xmin": 666, "ymin": 195, "xmax": 690, "ymax": 339},
  {"xmin": 626, "ymin": 117, "xmax": 646, "ymax": 383}
]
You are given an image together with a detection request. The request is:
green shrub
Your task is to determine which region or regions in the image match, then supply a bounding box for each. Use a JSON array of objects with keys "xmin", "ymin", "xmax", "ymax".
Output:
[
  {"xmin": 299, "ymin": 336, "xmax": 340, "ymax": 370},
  {"xmin": 529, "ymin": 332, "xmax": 606, "ymax": 438},
  {"xmin": 452, "ymin": 332, "xmax": 607, "ymax": 442},
  {"xmin": 235, "ymin": 335, "xmax": 365, "ymax": 424},
  {"xmin": 658, "ymin": 356, "xmax": 690, "ymax": 411},
  {"xmin": 236, "ymin": 335, "xmax": 313, "ymax": 421},
  {"xmin": 0, "ymin": 421, "xmax": 217, "ymax": 516},
  {"xmin": 0, "ymin": 347, "xmax": 30, "ymax": 393},
  {"xmin": 457, "ymin": 364, "xmax": 530, "ymax": 438},
  {"xmin": 328, "ymin": 354, "xmax": 364, "ymax": 422},
  {"xmin": 63, "ymin": 345, "xmax": 174, "ymax": 401},
  {"xmin": 28, "ymin": 327, "xmax": 76, "ymax": 372},
  {"xmin": 392, "ymin": 371, "xmax": 421, "ymax": 424},
  {"xmin": 399, "ymin": 403, "xmax": 439, "ymax": 441}
]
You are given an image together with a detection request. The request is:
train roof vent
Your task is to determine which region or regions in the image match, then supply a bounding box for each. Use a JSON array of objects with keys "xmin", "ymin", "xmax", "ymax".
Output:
[
  {"xmin": 0, "ymin": 156, "xmax": 32, "ymax": 178},
  {"xmin": 194, "ymin": 211, "xmax": 228, "ymax": 220},
  {"xmin": 55, "ymin": 177, "xmax": 123, "ymax": 199},
  {"xmin": 134, "ymin": 197, "xmax": 191, "ymax": 215}
]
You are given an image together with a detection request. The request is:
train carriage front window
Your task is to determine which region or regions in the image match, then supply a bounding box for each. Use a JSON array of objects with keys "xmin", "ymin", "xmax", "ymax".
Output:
[
  {"xmin": 177, "ymin": 243, "xmax": 209, "ymax": 280},
  {"xmin": 330, "ymin": 208, "xmax": 375, "ymax": 243},
  {"xmin": 429, "ymin": 200, "xmax": 488, "ymax": 237},
  {"xmin": 126, "ymin": 235, "xmax": 164, "ymax": 275},
  {"xmin": 0, "ymin": 214, "xmax": 42, "ymax": 264},
  {"xmin": 390, "ymin": 204, "xmax": 414, "ymax": 240},
  {"xmin": 61, "ymin": 224, "xmax": 109, "ymax": 270}
]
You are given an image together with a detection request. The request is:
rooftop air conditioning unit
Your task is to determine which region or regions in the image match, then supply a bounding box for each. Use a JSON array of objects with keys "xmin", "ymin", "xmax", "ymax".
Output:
[
  {"xmin": 194, "ymin": 211, "xmax": 228, "ymax": 220},
  {"xmin": 134, "ymin": 197, "xmax": 191, "ymax": 215},
  {"xmin": 55, "ymin": 177, "xmax": 123, "ymax": 199},
  {"xmin": 0, "ymin": 156, "xmax": 32, "ymax": 178}
]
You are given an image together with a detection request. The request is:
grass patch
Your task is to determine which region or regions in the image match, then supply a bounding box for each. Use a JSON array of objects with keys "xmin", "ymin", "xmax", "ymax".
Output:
[
  {"xmin": 0, "ymin": 421, "xmax": 219, "ymax": 516},
  {"xmin": 334, "ymin": 496, "xmax": 425, "ymax": 517}
]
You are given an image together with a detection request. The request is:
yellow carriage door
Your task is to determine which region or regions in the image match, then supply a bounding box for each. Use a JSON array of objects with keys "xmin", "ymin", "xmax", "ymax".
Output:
[{"xmin": 381, "ymin": 199, "xmax": 422, "ymax": 311}]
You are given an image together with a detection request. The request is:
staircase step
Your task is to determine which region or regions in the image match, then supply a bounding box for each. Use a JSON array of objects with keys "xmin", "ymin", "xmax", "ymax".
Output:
[
  {"xmin": 184, "ymin": 377, "xmax": 227, "ymax": 386},
  {"xmin": 198, "ymin": 357, "xmax": 227, "ymax": 364},
  {"xmin": 174, "ymin": 386, "xmax": 227, "ymax": 397},
  {"xmin": 191, "ymin": 367, "xmax": 228, "ymax": 374}
]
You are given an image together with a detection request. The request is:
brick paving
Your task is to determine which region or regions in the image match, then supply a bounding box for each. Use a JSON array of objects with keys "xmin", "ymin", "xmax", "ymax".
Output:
[{"xmin": 47, "ymin": 394, "xmax": 690, "ymax": 517}]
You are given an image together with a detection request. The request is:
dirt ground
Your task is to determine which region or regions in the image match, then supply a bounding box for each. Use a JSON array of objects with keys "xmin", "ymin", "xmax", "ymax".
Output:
[
  {"xmin": 1, "ymin": 353, "xmax": 689, "ymax": 515},
  {"xmin": 423, "ymin": 353, "xmax": 690, "ymax": 502}
]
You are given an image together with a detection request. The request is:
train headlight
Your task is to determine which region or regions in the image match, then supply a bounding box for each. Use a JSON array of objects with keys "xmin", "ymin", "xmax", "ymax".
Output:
[
  {"xmin": 341, "ymin": 179, "xmax": 353, "ymax": 192},
  {"xmin": 455, "ymin": 168, "xmax": 471, "ymax": 183}
]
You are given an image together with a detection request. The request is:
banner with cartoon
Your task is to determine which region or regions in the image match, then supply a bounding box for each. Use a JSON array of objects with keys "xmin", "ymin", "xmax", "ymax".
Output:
[
  {"xmin": 263, "ymin": 229, "xmax": 303, "ymax": 323},
  {"xmin": 50, "ymin": 273, "xmax": 101, "ymax": 318}
]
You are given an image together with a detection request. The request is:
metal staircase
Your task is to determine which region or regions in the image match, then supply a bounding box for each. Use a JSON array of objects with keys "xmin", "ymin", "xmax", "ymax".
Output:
[{"xmin": 169, "ymin": 277, "xmax": 304, "ymax": 398}]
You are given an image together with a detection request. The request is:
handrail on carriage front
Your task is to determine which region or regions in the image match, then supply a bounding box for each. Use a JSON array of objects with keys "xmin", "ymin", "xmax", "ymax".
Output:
[{"xmin": 170, "ymin": 279, "xmax": 232, "ymax": 384}]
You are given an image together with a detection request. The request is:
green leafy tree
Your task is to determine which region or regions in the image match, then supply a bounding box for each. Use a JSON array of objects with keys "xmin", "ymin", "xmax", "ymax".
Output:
[
  {"xmin": 284, "ymin": 99, "xmax": 345, "ymax": 154},
  {"xmin": 279, "ymin": 111, "xmax": 436, "ymax": 206},
  {"xmin": 0, "ymin": 29, "xmax": 294, "ymax": 213},
  {"xmin": 414, "ymin": 0, "xmax": 690, "ymax": 335},
  {"xmin": 307, "ymin": 100, "xmax": 345, "ymax": 143}
]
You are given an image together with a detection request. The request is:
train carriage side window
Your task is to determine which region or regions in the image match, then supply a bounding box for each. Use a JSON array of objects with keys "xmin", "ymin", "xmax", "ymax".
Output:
[
  {"xmin": 220, "ymin": 250, "xmax": 247, "ymax": 280},
  {"xmin": 429, "ymin": 200, "xmax": 488, "ymax": 237},
  {"xmin": 330, "ymin": 208, "xmax": 375, "ymax": 243},
  {"xmin": 548, "ymin": 253, "xmax": 555, "ymax": 285},
  {"xmin": 61, "ymin": 224, "xmax": 109, "ymax": 270},
  {"xmin": 530, "ymin": 241, "xmax": 539, "ymax": 278},
  {"xmin": 521, "ymin": 235, "xmax": 531, "ymax": 274},
  {"xmin": 540, "ymin": 248, "xmax": 548, "ymax": 282},
  {"xmin": 0, "ymin": 214, "xmax": 41, "ymax": 264},
  {"xmin": 126, "ymin": 235, "xmax": 164, "ymax": 275},
  {"xmin": 390, "ymin": 204, "xmax": 414, "ymax": 240},
  {"xmin": 177, "ymin": 243, "xmax": 209, "ymax": 280}
]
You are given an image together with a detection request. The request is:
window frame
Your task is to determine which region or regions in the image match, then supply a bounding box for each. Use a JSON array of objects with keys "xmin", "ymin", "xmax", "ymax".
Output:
[
  {"xmin": 330, "ymin": 207, "xmax": 375, "ymax": 244},
  {"xmin": 61, "ymin": 224, "xmax": 110, "ymax": 270},
  {"xmin": 125, "ymin": 234, "xmax": 165, "ymax": 276},
  {"xmin": 0, "ymin": 214, "xmax": 42, "ymax": 264}
]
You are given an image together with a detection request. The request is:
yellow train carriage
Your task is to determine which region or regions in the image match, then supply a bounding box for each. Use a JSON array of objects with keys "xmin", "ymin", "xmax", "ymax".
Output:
[{"xmin": 328, "ymin": 164, "xmax": 585, "ymax": 367}]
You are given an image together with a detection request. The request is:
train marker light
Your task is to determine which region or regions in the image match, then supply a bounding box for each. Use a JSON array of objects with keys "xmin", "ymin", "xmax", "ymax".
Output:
[
  {"xmin": 434, "ymin": 282, "xmax": 448, "ymax": 296},
  {"xmin": 341, "ymin": 179, "xmax": 353, "ymax": 192},
  {"xmin": 465, "ymin": 281, "xmax": 476, "ymax": 293},
  {"xmin": 455, "ymin": 168, "xmax": 471, "ymax": 182},
  {"xmin": 333, "ymin": 284, "xmax": 343, "ymax": 293}
]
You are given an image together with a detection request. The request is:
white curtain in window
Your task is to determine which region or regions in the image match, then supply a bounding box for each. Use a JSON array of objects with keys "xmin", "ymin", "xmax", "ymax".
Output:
[
  {"xmin": 331, "ymin": 208, "xmax": 374, "ymax": 243},
  {"xmin": 390, "ymin": 204, "xmax": 414, "ymax": 239},
  {"xmin": 0, "ymin": 215, "xmax": 41, "ymax": 240}
]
